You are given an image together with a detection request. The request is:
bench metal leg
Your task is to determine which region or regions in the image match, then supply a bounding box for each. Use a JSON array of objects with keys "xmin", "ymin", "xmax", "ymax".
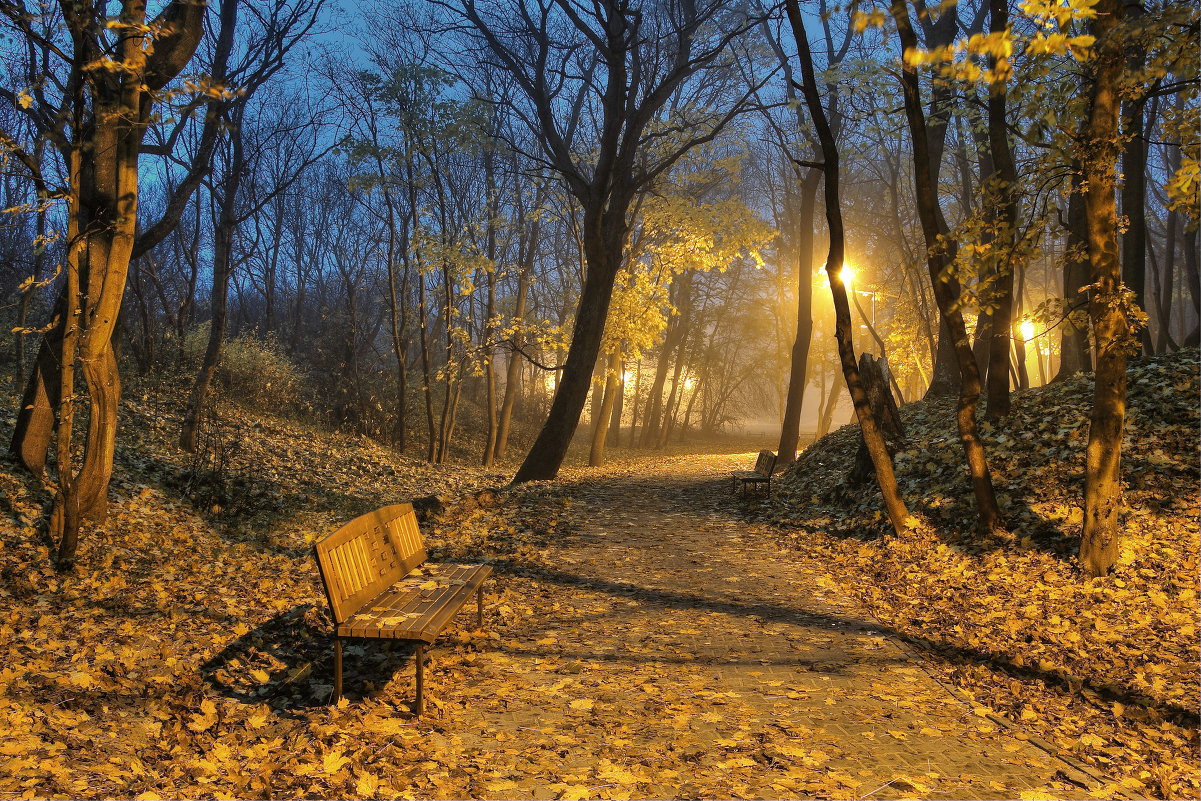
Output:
[
  {"xmin": 415, "ymin": 643, "xmax": 425, "ymax": 716},
  {"xmin": 334, "ymin": 637, "xmax": 343, "ymax": 702}
]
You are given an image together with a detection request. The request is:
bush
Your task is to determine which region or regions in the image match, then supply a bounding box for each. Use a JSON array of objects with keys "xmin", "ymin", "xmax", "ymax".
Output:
[{"xmin": 180, "ymin": 327, "xmax": 308, "ymax": 413}]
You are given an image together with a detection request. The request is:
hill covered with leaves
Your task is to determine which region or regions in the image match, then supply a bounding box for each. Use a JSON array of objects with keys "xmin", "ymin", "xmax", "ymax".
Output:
[{"xmin": 762, "ymin": 349, "xmax": 1201, "ymax": 798}]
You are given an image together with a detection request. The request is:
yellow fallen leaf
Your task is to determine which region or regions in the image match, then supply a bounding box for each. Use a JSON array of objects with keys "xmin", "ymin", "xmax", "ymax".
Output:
[
  {"xmin": 188, "ymin": 699, "xmax": 218, "ymax": 732},
  {"xmin": 68, "ymin": 671, "xmax": 95, "ymax": 689},
  {"xmin": 323, "ymin": 750, "xmax": 350, "ymax": 775},
  {"xmin": 251, "ymin": 668, "xmax": 270, "ymax": 683},
  {"xmin": 569, "ymin": 698, "xmax": 594, "ymax": 711},
  {"xmin": 356, "ymin": 771, "xmax": 380, "ymax": 796}
]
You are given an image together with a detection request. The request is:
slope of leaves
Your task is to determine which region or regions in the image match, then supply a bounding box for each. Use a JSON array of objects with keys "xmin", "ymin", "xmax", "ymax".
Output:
[{"xmin": 761, "ymin": 349, "xmax": 1201, "ymax": 799}]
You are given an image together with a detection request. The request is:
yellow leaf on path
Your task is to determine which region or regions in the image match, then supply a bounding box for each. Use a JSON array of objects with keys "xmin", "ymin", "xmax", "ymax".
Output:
[
  {"xmin": 135, "ymin": 793, "xmax": 162, "ymax": 801},
  {"xmin": 247, "ymin": 709, "xmax": 269, "ymax": 729},
  {"xmin": 1019, "ymin": 790, "xmax": 1059, "ymax": 800},
  {"xmin": 554, "ymin": 784, "xmax": 591, "ymax": 800},
  {"xmin": 569, "ymin": 698, "xmax": 594, "ymax": 711},
  {"xmin": 232, "ymin": 622, "xmax": 250, "ymax": 637},
  {"xmin": 323, "ymin": 750, "xmax": 351, "ymax": 775},
  {"xmin": 356, "ymin": 771, "xmax": 380, "ymax": 796},
  {"xmin": 68, "ymin": 671, "xmax": 95, "ymax": 689},
  {"xmin": 485, "ymin": 779, "xmax": 520, "ymax": 793},
  {"xmin": 188, "ymin": 699, "xmax": 218, "ymax": 732},
  {"xmin": 251, "ymin": 668, "xmax": 270, "ymax": 683}
]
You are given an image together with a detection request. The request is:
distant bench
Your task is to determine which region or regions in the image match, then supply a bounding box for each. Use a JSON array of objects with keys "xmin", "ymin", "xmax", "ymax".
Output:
[
  {"xmin": 732, "ymin": 449, "xmax": 778, "ymax": 496},
  {"xmin": 313, "ymin": 503, "xmax": 491, "ymax": 713}
]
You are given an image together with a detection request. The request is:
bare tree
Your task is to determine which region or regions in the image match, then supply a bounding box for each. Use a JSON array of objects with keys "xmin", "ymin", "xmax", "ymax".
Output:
[{"xmin": 444, "ymin": 0, "xmax": 766, "ymax": 482}]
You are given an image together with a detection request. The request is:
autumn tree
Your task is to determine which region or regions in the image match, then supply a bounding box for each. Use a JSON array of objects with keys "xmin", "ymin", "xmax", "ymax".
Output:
[
  {"xmin": 444, "ymin": 0, "xmax": 764, "ymax": 483},
  {"xmin": 886, "ymin": 0, "xmax": 1002, "ymax": 534},
  {"xmin": 0, "ymin": 0, "xmax": 206, "ymax": 567},
  {"xmin": 179, "ymin": 0, "xmax": 326, "ymax": 453}
]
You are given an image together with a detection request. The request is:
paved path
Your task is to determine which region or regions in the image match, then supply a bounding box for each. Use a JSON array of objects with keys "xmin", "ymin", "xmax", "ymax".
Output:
[{"xmin": 425, "ymin": 456, "xmax": 1098, "ymax": 799}]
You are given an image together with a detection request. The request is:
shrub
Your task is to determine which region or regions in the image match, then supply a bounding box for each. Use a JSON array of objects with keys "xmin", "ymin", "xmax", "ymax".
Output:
[{"xmin": 180, "ymin": 327, "xmax": 308, "ymax": 413}]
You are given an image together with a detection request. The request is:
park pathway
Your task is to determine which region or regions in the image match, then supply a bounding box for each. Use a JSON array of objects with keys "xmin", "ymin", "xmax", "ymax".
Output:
[{"xmin": 432, "ymin": 454, "xmax": 1101, "ymax": 799}]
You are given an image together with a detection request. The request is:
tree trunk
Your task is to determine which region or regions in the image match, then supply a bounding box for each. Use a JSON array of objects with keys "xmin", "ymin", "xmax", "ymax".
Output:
[
  {"xmin": 984, "ymin": 0, "xmax": 1019, "ymax": 418},
  {"xmin": 589, "ymin": 347, "xmax": 623, "ymax": 466},
  {"xmin": 638, "ymin": 270, "xmax": 692, "ymax": 448},
  {"xmin": 181, "ymin": 119, "xmax": 246, "ymax": 453},
  {"xmin": 495, "ymin": 267, "xmax": 530, "ymax": 461},
  {"xmin": 777, "ymin": 168, "xmax": 821, "ymax": 465},
  {"xmin": 1055, "ymin": 170, "xmax": 1093, "ymax": 380},
  {"xmin": 1182, "ymin": 227, "xmax": 1199, "ymax": 347},
  {"xmin": 890, "ymin": 0, "xmax": 1000, "ymax": 534},
  {"xmin": 606, "ymin": 358, "xmax": 625, "ymax": 448},
  {"xmin": 513, "ymin": 202, "xmax": 627, "ymax": 484},
  {"xmin": 787, "ymin": 0, "xmax": 910, "ymax": 536},
  {"xmin": 1080, "ymin": 0, "xmax": 1129, "ymax": 578},
  {"xmin": 1120, "ymin": 0, "xmax": 1151, "ymax": 355},
  {"xmin": 850, "ymin": 353, "xmax": 905, "ymax": 484}
]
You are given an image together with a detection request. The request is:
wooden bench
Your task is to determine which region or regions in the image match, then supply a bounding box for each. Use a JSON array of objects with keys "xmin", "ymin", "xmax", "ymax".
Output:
[
  {"xmin": 313, "ymin": 503, "xmax": 491, "ymax": 713},
  {"xmin": 732, "ymin": 449, "xmax": 778, "ymax": 496}
]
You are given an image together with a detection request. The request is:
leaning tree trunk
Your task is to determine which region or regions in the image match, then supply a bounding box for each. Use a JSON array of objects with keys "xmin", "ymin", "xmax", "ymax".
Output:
[
  {"xmin": 787, "ymin": 0, "xmax": 910, "ymax": 536},
  {"xmin": 513, "ymin": 202, "xmax": 627, "ymax": 484},
  {"xmin": 849, "ymin": 353, "xmax": 905, "ymax": 485},
  {"xmin": 1080, "ymin": 0, "xmax": 1129, "ymax": 578},
  {"xmin": 890, "ymin": 0, "xmax": 1001, "ymax": 534}
]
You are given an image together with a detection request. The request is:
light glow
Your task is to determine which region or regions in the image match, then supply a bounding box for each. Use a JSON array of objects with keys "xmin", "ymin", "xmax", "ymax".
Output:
[{"xmin": 1020, "ymin": 320, "xmax": 1035, "ymax": 340}]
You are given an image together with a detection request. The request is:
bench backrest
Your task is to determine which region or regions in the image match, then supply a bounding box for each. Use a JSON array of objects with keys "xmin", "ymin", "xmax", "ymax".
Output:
[
  {"xmin": 755, "ymin": 449, "xmax": 777, "ymax": 477},
  {"xmin": 314, "ymin": 503, "xmax": 426, "ymax": 625}
]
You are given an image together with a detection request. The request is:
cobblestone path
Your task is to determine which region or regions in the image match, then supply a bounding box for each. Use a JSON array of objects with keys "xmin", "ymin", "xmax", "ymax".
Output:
[{"xmin": 429, "ymin": 455, "xmax": 1100, "ymax": 799}]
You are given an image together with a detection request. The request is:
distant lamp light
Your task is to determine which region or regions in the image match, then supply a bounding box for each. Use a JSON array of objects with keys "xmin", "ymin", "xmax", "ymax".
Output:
[{"xmin": 1020, "ymin": 320, "xmax": 1035, "ymax": 340}]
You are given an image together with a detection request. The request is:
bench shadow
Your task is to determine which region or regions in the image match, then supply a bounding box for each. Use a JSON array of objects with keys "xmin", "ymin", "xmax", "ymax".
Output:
[{"xmin": 198, "ymin": 604, "xmax": 420, "ymax": 717}]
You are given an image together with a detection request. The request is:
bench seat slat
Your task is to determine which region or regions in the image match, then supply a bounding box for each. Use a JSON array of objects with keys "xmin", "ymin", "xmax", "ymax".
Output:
[{"xmin": 336, "ymin": 563, "xmax": 492, "ymax": 642}]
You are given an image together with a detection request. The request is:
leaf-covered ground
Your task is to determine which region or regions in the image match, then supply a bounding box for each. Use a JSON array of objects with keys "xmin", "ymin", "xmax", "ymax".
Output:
[
  {"xmin": 758, "ymin": 349, "xmax": 1201, "ymax": 799},
  {"xmin": 0, "ymin": 352, "xmax": 1196, "ymax": 800}
]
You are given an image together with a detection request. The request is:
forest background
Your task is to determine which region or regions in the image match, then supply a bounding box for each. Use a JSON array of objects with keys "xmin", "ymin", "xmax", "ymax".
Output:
[{"xmin": 0, "ymin": 0, "xmax": 1196, "ymax": 573}]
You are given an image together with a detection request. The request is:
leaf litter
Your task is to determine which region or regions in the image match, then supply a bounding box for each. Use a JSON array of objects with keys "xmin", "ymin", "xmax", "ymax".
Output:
[
  {"xmin": 0, "ymin": 350, "xmax": 1196, "ymax": 799},
  {"xmin": 754, "ymin": 349, "xmax": 1200, "ymax": 799}
]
